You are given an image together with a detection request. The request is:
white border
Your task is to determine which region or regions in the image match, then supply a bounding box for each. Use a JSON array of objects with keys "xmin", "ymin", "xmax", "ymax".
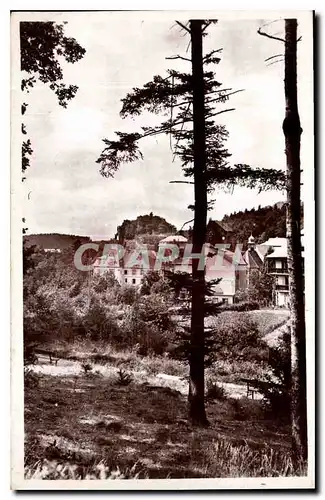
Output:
[{"xmin": 10, "ymin": 8, "xmax": 315, "ymax": 491}]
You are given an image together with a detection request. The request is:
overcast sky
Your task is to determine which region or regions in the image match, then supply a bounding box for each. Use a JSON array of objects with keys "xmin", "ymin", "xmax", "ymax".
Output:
[{"xmin": 20, "ymin": 13, "xmax": 312, "ymax": 239}]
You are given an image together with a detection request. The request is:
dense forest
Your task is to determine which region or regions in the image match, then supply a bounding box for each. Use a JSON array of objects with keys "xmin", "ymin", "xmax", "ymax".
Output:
[{"xmin": 222, "ymin": 202, "xmax": 291, "ymax": 244}]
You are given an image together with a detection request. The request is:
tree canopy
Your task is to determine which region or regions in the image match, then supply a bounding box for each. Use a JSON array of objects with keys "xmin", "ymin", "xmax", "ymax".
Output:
[{"xmin": 20, "ymin": 21, "xmax": 86, "ymax": 177}]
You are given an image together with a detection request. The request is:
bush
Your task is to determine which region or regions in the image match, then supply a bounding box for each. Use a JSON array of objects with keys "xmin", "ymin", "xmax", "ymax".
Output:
[
  {"xmin": 256, "ymin": 331, "xmax": 291, "ymax": 419},
  {"xmin": 220, "ymin": 300, "xmax": 260, "ymax": 312},
  {"xmin": 233, "ymin": 289, "xmax": 250, "ymax": 303},
  {"xmin": 23, "ymin": 247, "xmax": 174, "ymax": 358},
  {"xmin": 210, "ymin": 312, "xmax": 268, "ymax": 362},
  {"xmin": 24, "ymin": 367, "xmax": 41, "ymax": 389},
  {"xmin": 79, "ymin": 296, "xmax": 121, "ymax": 342},
  {"xmin": 206, "ymin": 380, "xmax": 227, "ymax": 401},
  {"xmin": 231, "ymin": 399, "xmax": 264, "ymax": 421},
  {"xmin": 116, "ymin": 368, "xmax": 133, "ymax": 386},
  {"xmin": 117, "ymin": 285, "xmax": 139, "ymax": 305}
]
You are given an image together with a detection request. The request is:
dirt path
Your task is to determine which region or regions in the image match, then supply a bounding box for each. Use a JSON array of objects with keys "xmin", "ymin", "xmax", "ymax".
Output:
[
  {"xmin": 30, "ymin": 357, "xmax": 262, "ymax": 400},
  {"xmin": 264, "ymin": 320, "xmax": 289, "ymax": 347}
]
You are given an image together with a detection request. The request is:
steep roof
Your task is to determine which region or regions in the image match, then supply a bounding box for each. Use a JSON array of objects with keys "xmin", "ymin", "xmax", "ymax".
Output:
[
  {"xmin": 255, "ymin": 244, "xmax": 271, "ymax": 261},
  {"xmin": 265, "ymin": 247, "xmax": 288, "ymax": 259},
  {"xmin": 243, "ymin": 248, "xmax": 263, "ymax": 269},
  {"xmin": 212, "ymin": 220, "xmax": 233, "ymax": 233},
  {"xmin": 159, "ymin": 235, "xmax": 188, "ymax": 244},
  {"xmin": 262, "ymin": 237, "xmax": 287, "ymax": 248}
]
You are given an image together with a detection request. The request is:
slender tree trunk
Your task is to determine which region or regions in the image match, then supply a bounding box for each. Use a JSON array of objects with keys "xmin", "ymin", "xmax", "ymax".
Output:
[
  {"xmin": 283, "ymin": 19, "xmax": 307, "ymax": 462},
  {"xmin": 188, "ymin": 19, "xmax": 208, "ymax": 426}
]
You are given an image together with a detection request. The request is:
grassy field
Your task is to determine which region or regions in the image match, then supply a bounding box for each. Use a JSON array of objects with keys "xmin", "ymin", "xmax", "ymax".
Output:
[
  {"xmin": 24, "ymin": 363, "xmax": 306, "ymax": 480},
  {"xmin": 246, "ymin": 309, "xmax": 289, "ymax": 336},
  {"xmin": 25, "ymin": 308, "xmax": 301, "ymax": 479}
]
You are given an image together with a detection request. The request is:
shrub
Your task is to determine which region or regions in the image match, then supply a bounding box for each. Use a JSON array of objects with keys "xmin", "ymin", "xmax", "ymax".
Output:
[
  {"xmin": 256, "ymin": 331, "xmax": 291, "ymax": 419},
  {"xmin": 140, "ymin": 271, "xmax": 161, "ymax": 295},
  {"xmin": 206, "ymin": 380, "xmax": 227, "ymax": 401},
  {"xmin": 116, "ymin": 368, "xmax": 133, "ymax": 386},
  {"xmin": 231, "ymin": 399, "xmax": 264, "ymax": 421},
  {"xmin": 117, "ymin": 285, "xmax": 139, "ymax": 305},
  {"xmin": 220, "ymin": 300, "xmax": 260, "ymax": 312},
  {"xmin": 119, "ymin": 293, "xmax": 174, "ymax": 355},
  {"xmin": 233, "ymin": 289, "xmax": 250, "ymax": 303},
  {"xmin": 24, "ymin": 344, "xmax": 38, "ymax": 365},
  {"xmin": 79, "ymin": 296, "xmax": 121, "ymax": 342},
  {"xmin": 24, "ymin": 367, "xmax": 41, "ymax": 389},
  {"xmin": 210, "ymin": 312, "xmax": 268, "ymax": 362},
  {"xmin": 81, "ymin": 361, "xmax": 92, "ymax": 373}
]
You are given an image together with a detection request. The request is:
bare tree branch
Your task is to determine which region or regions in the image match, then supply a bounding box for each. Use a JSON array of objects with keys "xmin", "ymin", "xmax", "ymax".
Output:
[
  {"xmin": 257, "ymin": 27, "xmax": 285, "ymax": 43},
  {"xmin": 176, "ymin": 21, "xmax": 190, "ymax": 34},
  {"xmin": 169, "ymin": 180, "xmax": 194, "ymax": 185},
  {"xmin": 205, "ymin": 108, "xmax": 236, "ymax": 119},
  {"xmin": 265, "ymin": 54, "xmax": 283, "ymax": 62},
  {"xmin": 166, "ymin": 55, "xmax": 191, "ymax": 62},
  {"xmin": 179, "ymin": 218, "xmax": 194, "ymax": 231},
  {"xmin": 266, "ymin": 59, "xmax": 284, "ymax": 67}
]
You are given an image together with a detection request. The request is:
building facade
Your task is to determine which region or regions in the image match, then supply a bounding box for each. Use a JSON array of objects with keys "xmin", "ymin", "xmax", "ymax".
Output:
[{"xmin": 265, "ymin": 242, "xmax": 290, "ymax": 307}]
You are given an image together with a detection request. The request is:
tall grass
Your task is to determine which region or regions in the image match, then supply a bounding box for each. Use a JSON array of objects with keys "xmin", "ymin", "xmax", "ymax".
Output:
[
  {"xmin": 198, "ymin": 440, "xmax": 307, "ymax": 478},
  {"xmin": 25, "ymin": 441, "xmax": 307, "ymax": 479},
  {"xmin": 25, "ymin": 459, "xmax": 148, "ymax": 480}
]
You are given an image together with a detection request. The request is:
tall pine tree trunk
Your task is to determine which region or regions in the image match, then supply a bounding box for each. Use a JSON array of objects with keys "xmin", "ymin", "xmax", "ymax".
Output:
[
  {"xmin": 188, "ymin": 20, "xmax": 208, "ymax": 426},
  {"xmin": 283, "ymin": 18, "xmax": 307, "ymax": 462}
]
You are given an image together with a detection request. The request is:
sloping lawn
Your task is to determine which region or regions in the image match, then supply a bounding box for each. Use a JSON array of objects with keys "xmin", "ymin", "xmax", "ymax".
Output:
[
  {"xmin": 246, "ymin": 310, "xmax": 289, "ymax": 336},
  {"xmin": 24, "ymin": 370, "xmax": 304, "ymax": 480}
]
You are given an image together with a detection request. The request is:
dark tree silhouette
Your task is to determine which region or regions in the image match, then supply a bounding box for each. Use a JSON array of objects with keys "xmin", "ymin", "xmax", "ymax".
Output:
[
  {"xmin": 258, "ymin": 18, "xmax": 307, "ymax": 464},
  {"xmin": 283, "ymin": 19, "xmax": 307, "ymax": 464}
]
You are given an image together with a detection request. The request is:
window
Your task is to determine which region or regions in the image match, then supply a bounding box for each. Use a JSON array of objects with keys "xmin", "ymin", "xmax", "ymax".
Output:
[
  {"xmin": 275, "ymin": 260, "xmax": 282, "ymax": 269},
  {"xmin": 125, "ymin": 278, "xmax": 127, "ymax": 283},
  {"xmin": 124, "ymin": 270, "xmax": 128, "ymax": 275},
  {"xmin": 132, "ymin": 278, "xmax": 136, "ymax": 284}
]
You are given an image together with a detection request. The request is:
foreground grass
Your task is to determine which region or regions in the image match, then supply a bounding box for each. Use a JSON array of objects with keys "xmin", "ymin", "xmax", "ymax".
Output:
[{"xmin": 25, "ymin": 370, "xmax": 305, "ymax": 479}]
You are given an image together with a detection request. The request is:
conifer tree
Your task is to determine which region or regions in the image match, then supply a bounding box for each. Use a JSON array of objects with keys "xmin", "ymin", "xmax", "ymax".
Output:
[
  {"xmin": 258, "ymin": 17, "xmax": 307, "ymax": 464},
  {"xmin": 97, "ymin": 19, "xmax": 285, "ymax": 425}
]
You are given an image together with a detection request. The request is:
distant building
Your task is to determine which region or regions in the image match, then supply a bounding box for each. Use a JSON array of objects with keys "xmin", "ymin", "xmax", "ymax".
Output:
[
  {"xmin": 242, "ymin": 235, "xmax": 264, "ymax": 287},
  {"xmin": 265, "ymin": 240, "xmax": 289, "ymax": 307},
  {"xmin": 158, "ymin": 235, "xmax": 247, "ymax": 305},
  {"xmin": 206, "ymin": 220, "xmax": 236, "ymax": 249},
  {"xmin": 259, "ymin": 236, "xmax": 304, "ymax": 308},
  {"xmin": 93, "ymin": 245, "xmax": 157, "ymax": 287}
]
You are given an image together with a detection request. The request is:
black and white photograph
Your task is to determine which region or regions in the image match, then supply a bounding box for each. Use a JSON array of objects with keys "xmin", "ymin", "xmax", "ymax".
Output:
[{"xmin": 10, "ymin": 10, "xmax": 315, "ymax": 489}]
